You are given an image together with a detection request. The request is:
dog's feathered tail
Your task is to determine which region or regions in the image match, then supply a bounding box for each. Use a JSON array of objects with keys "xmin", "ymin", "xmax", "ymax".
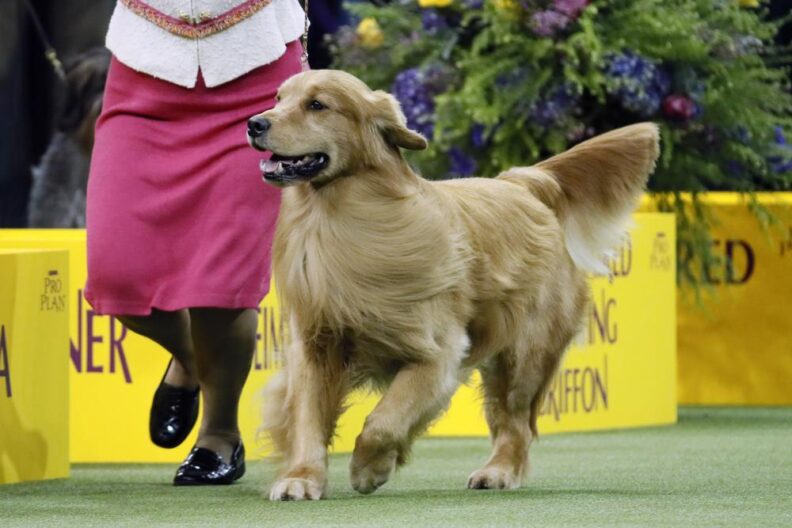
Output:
[{"xmin": 498, "ymin": 123, "xmax": 660, "ymax": 274}]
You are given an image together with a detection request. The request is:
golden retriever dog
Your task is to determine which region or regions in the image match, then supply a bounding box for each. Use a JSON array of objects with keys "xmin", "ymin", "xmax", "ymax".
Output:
[{"xmin": 247, "ymin": 70, "xmax": 659, "ymax": 501}]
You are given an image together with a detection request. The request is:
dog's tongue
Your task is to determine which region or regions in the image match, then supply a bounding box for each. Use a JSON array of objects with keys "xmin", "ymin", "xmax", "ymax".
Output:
[{"xmin": 260, "ymin": 158, "xmax": 280, "ymax": 173}]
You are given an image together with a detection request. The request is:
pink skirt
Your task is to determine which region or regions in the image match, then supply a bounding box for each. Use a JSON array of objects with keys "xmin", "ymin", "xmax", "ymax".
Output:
[{"xmin": 85, "ymin": 41, "xmax": 302, "ymax": 316}]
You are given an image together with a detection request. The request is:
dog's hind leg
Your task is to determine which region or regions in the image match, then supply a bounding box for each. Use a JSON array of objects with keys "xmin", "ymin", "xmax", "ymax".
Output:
[
  {"xmin": 263, "ymin": 332, "xmax": 349, "ymax": 501},
  {"xmin": 349, "ymin": 324, "xmax": 470, "ymax": 495},
  {"xmin": 467, "ymin": 271, "xmax": 587, "ymax": 491},
  {"xmin": 466, "ymin": 342, "xmax": 563, "ymax": 491}
]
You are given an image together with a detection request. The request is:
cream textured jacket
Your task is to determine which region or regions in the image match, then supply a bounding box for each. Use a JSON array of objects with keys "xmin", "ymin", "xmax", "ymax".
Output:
[{"xmin": 106, "ymin": 0, "xmax": 306, "ymax": 88}]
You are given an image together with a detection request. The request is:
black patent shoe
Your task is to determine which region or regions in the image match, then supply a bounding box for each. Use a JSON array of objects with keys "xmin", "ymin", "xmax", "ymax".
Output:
[
  {"xmin": 173, "ymin": 442, "xmax": 246, "ymax": 486},
  {"xmin": 149, "ymin": 360, "xmax": 199, "ymax": 449}
]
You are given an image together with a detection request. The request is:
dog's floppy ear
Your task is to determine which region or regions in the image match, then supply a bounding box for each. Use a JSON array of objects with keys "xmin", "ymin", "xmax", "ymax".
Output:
[{"xmin": 369, "ymin": 90, "xmax": 428, "ymax": 151}]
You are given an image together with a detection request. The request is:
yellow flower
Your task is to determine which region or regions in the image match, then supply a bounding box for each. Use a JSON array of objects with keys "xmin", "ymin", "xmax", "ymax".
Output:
[
  {"xmin": 418, "ymin": 0, "xmax": 453, "ymax": 7},
  {"xmin": 356, "ymin": 17, "xmax": 384, "ymax": 49},
  {"xmin": 492, "ymin": 0, "xmax": 519, "ymax": 12},
  {"xmin": 737, "ymin": 0, "xmax": 760, "ymax": 7}
]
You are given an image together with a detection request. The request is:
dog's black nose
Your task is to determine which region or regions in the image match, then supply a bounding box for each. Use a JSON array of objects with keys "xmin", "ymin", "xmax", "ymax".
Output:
[{"xmin": 248, "ymin": 116, "xmax": 271, "ymax": 138}]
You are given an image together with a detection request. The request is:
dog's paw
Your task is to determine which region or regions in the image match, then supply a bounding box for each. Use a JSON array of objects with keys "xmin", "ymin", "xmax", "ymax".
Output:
[
  {"xmin": 466, "ymin": 467, "xmax": 521, "ymax": 490},
  {"xmin": 350, "ymin": 442, "xmax": 398, "ymax": 495},
  {"xmin": 269, "ymin": 478, "xmax": 324, "ymax": 501}
]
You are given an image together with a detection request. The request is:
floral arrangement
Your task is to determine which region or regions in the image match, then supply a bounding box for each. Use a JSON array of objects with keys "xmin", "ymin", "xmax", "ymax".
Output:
[{"xmin": 332, "ymin": 0, "xmax": 792, "ymax": 286}]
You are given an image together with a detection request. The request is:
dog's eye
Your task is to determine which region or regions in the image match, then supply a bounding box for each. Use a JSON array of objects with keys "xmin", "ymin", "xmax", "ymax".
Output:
[{"xmin": 308, "ymin": 100, "xmax": 326, "ymax": 111}]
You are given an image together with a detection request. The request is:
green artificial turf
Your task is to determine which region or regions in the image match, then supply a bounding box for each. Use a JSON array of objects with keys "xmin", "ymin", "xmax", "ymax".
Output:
[{"xmin": 2, "ymin": 407, "xmax": 791, "ymax": 527}]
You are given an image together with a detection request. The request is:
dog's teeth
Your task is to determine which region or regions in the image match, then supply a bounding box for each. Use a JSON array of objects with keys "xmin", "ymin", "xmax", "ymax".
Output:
[
  {"xmin": 260, "ymin": 159, "xmax": 280, "ymax": 173},
  {"xmin": 261, "ymin": 153, "xmax": 326, "ymax": 180}
]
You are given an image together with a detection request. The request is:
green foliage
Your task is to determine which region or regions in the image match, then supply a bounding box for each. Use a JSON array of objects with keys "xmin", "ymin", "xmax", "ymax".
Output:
[{"xmin": 331, "ymin": 0, "xmax": 792, "ymax": 287}]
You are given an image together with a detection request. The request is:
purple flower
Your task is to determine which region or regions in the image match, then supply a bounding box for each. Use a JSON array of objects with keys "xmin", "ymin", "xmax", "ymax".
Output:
[
  {"xmin": 552, "ymin": 0, "xmax": 589, "ymax": 18},
  {"xmin": 772, "ymin": 160, "xmax": 792, "ymax": 174},
  {"xmin": 392, "ymin": 68, "xmax": 435, "ymax": 139},
  {"xmin": 530, "ymin": 84, "xmax": 579, "ymax": 129},
  {"xmin": 769, "ymin": 127, "xmax": 792, "ymax": 174},
  {"xmin": 448, "ymin": 147, "xmax": 478, "ymax": 177},
  {"xmin": 531, "ymin": 10, "xmax": 569, "ymax": 37},
  {"xmin": 470, "ymin": 124, "xmax": 488, "ymax": 148},
  {"xmin": 422, "ymin": 10, "xmax": 448, "ymax": 34},
  {"xmin": 604, "ymin": 52, "xmax": 672, "ymax": 117},
  {"xmin": 774, "ymin": 126, "xmax": 787, "ymax": 145},
  {"xmin": 391, "ymin": 66, "xmax": 452, "ymax": 141}
]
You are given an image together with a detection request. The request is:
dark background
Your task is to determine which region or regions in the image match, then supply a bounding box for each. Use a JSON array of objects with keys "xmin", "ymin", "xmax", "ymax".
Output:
[
  {"xmin": 0, "ymin": 0, "xmax": 789, "ymax": 227},
  {"xmin": 1, "ymin": 0, "xmax": 115, "ymax": 227}
]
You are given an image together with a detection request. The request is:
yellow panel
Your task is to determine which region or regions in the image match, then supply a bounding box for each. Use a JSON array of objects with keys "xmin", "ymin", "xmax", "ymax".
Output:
[
  {"xmin": 667, "ymin": 194, "xmax": 791, "ymax": 404},
  {"xmin": 0, "ymin": 231, "xmax": 282, "ymax": 463},
  {"xmin": 0, "ymin": 249, "xmax": 70, "ymax": 483}
]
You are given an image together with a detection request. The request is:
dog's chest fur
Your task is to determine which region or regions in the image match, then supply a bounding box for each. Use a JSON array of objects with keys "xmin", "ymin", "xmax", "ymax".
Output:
[{"xmin": 273, "ymin": 179, "xmax": 473, "ymax": 362}]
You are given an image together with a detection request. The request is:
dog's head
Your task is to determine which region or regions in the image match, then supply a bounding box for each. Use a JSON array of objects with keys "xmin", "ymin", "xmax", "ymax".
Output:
[
  {"xmin": 247, "ymin": 70, "xmax": 427, "ymax": 187},
  {"xmin": 57, "ymin": 47, "xmax": 111, "ymax": 154}
]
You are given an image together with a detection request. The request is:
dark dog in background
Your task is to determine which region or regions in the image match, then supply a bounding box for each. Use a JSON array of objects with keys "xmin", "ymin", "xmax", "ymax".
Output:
[{"xmin": 28, "ymin": 47, "xmax": 109, "ymax": 227}]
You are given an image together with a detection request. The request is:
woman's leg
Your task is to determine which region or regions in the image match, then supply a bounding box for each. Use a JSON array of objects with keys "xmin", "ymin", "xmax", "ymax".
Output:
[
  {"xmin": 188, "ymin": 307, "xmax": 257, "ymax": 462},
  {"xmin": 118, "ymin": 309, "xmax": 197, "ymax": 388}
]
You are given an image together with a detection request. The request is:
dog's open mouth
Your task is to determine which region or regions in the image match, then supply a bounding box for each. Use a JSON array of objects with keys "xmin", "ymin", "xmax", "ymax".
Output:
[{"xmin": 260, "ymin": 152, "xmax": 329, "ymax": 183}]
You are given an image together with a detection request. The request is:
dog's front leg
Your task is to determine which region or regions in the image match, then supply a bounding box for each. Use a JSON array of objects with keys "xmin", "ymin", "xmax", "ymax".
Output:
[
  {"xmin": 350, "ymin": 325, "xmax": 469, "ymax": 494},
  {"xmin": 264, "ymin": 337, "xmax": 348, "ymax": 501}
]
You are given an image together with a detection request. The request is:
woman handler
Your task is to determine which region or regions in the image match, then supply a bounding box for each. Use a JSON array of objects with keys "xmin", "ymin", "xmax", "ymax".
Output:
[{"xmin": 85, "ymin": 0, "xmax": 306, "ymax": 484}]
